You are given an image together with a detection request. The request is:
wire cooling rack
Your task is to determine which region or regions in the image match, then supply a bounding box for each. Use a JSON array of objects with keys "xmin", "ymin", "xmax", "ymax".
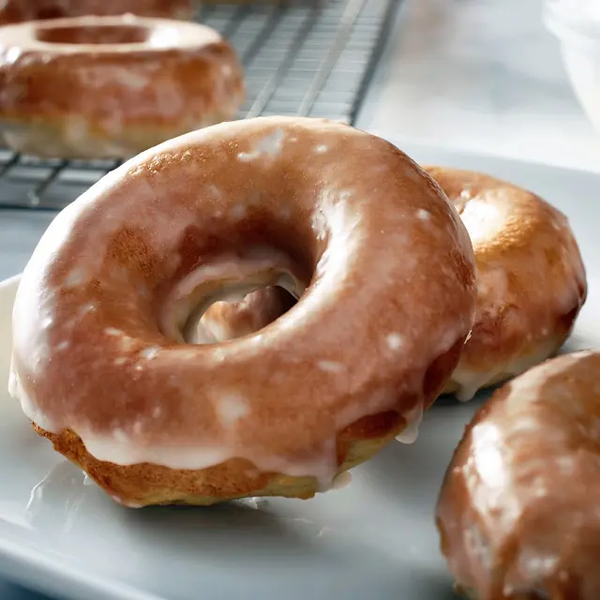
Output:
[{"xmin": 0, "ymin": 0, "xmax": 400, "ymax": 211}]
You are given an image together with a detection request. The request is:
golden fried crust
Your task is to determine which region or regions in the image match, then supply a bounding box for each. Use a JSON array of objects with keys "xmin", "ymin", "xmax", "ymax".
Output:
[
  {"xmin": 0, "ymin": 15, "xmax": 244, "ymax": 158},
  {"xmin": 0, "ymin": 0, "xmax": 197, "ymax": 23},
  {"xmin": 436, "ymin": 351, "xmax": 600, "ymax": 600},
  {"xmin": 33, "ymin": 333, "xmax": 462, "ymax": 508},
  {"xmin": 11, "ymin": 117, "xmax": 476, "ymax": 505},
  {"xmin": 34, "ymin": 410, "xmax": 406, "ymax": 506},
  {"xmin": 425, "ymin": 167, "xmax": 587, "ymax": 401}
]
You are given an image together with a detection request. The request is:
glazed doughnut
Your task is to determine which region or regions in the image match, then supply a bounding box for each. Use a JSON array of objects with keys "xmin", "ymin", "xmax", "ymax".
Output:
[
  {"xmin": 200, "ymin": 166, "xmax": 587, "ymax": 399},
  {"xmin": 426, "ymin": 167, "xmax": 586, "ymax": 401},
  {"xmin": 0, "ymin": 15, "xmax": 244, "ymax": 159},
  {"xmin": 436, "ymin": 350, "xmax": 600, "ymax": 600},
  {"xmin": 0, "ymin": 0, "xmax": 197, "ymax": 24},
  {"xmin": 9, "ymin": 116, "xmax": 477, "ymax": 507}
]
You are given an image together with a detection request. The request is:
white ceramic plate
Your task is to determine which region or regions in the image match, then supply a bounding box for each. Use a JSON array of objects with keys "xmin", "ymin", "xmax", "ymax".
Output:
[{"xmin": 0, "ymin": 145, "xmax": 599, "ymax": 600}]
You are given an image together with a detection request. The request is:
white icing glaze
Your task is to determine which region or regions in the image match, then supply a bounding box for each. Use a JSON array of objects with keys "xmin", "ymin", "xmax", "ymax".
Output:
[
  {"xmin": 11, "ymin": 16, "xmax": 224, "ymax": 55},
  {"xmin": 140, "ymin": 345, "xmax": 161, "ymax": 360},
  {"xmin": 215, "ymin": 393, "xmax": 249, "ymax": 426},
  {"xmin": 105, "ymin": 327, "xmax": 123, "ymax": 337},
  {"xmin": 3, "ymin": 46, "xmax": 22, "ymax": 65},
  {"xmin": 317, "ymin": 360, "xmax": 344, "ymax": 373},
  {"xmin": 318, "ymin": 469, "xmax": 353, "ymax": 493},
  {"xmin": 195, "ymin": 319, "xmax": 226, "ymax": 345},
  {"xmin": 471, "ymin": 423, "xmax": 510, "ymax": 495},
  {"xmin": 445, "ymin": 170, "xmax": 587, "ymax": 404},
  {"xmin": 463, "ymin": 523, "xmax": 492, "ymax": 573},
  {"xmin": 331, "ymin": 471, "xmax": 352, "ymax": 490},
  {"xmin": 453, "ymin": 369, "xmax": 499, "ymax": 403},
  {"xmin": 74, "ymin": 426, "xmax": 340, "ymax": 489},
  {"xmin": 238, "ymin": 128, "xmax": 285, "ymax": 162},
  {"xmin": 395, "ymin": 402, "xmax": 423, "ymax": 445},
  {"xmin": 230, "ymin": 204, "xmax": 246, "ymax": 220},
  {"xmin": 504, "ymin": 351, "xmax": 592, "ymax": 406},
  {"xmin": 386, "ymin": 332, "xmax": 404, "ymax": 351},
  {"xmin": 111, "ymin": 494, "xmax": 142, "ymax": 508}
]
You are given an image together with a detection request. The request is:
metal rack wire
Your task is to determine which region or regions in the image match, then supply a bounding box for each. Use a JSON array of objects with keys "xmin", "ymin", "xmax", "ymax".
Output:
[{"xmin": 0, "ymin": 0, "xmax": 400, "ymax": 211}]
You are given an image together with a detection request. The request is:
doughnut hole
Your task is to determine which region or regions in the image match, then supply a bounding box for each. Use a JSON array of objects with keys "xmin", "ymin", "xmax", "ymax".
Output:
[
  {"xmin": 199, "ymin": 286, "xmax": 297, "ymax": 343},
  {"xmin": 158, "ymin": 213, "xmax": 317, "ymax": 345},
  {"xmin": 35, "ymin": 24, "xmax": 151, "ymax": 45}
]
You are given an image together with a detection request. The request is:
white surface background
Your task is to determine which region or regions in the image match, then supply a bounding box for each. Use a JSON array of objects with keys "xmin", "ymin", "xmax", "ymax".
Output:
[{"xmin": 358, "ymin": 0, "xmax": 600, "ymax": 173}]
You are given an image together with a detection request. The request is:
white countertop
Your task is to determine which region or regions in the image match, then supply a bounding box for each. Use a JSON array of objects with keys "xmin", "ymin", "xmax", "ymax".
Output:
[{"xmin": 358, "ymin": 0, "xmax": 600, "ymax": 174}]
